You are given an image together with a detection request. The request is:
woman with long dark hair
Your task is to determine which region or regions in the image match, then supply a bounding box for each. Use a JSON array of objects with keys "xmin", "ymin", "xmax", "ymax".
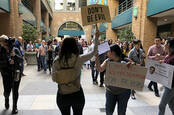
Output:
[
  {"xmin": 52, "ymin": 31, "xmax": 99, "ymax": 115},
  {"xmin": 158, "ymin": 38, "xmax": 174, "ymax": 115}
]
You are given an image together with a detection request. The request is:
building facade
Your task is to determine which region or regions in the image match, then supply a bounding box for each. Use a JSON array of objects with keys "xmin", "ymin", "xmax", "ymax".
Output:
[
  {"xmin": 50, "ymin": 0, "xmax": 92, "ymax": 40},
  {"xmin": 1, "ymin": 0, "xmax": 174, "ymax": 52},
  {"xmin": 0, "ymin": 0, "xmax": 53, "ymax": 39},
  {"xmin": 107, "ymin": 0, "xmax": 174, "ymax": 52}
]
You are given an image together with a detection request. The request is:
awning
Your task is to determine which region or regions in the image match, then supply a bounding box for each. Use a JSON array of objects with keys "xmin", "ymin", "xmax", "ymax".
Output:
[
  {"xmin": 112, "ymin": 8, "xmax": 132, "ymax": 29},
  {"xmin": 0, "ymin": 0, "xmax": 10, "ymax": 12},
  {"xmin": 58, "ymin": 30, "xmax": 85, "ymax": 37},
  {"xmin": 21, "ymin": 3, "xmax": 36, "ymax": 26},
  {"xmin": 147, "ymin": 0, "xmax": 174, "ymax": 17}
]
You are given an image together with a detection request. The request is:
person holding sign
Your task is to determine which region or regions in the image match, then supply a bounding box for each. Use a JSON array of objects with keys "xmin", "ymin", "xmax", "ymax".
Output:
[
  {"xmin": 128, "ymin": 40, "xmax": 146, "ymax": 100},
  {"xmin": 52, "ymin": 30, "xmax": 99, "ymax": 115},
  {"xmin": 96, "ymin": 44, "xmax": 131, "ymax": 115},
  {"xmin": 158, "ymin": 39, "xmax": 174, "ymax": 115},
  {"xmin": 147, "ymin": 37, "xmax": 166, "ymax": 97}
]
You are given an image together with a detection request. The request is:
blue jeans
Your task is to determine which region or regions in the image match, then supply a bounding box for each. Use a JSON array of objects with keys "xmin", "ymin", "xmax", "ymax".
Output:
[
  {"xmin": 36, "ymin": 56, "xmax": 41, "ymax": 70},
  {"xmin": 158, "ymin": 87, "xmax": 174, "ymax": 115},
  {"xmin": 106, "ymin": 89, "xmax": 131, "ymax": 115},
  {"xmin": 90, "ymin": 61, "xmax": 99, "ymax": 82},
  {"xmin": 40, "ymin": 56, "xmax": 47, "ymax": 72}
]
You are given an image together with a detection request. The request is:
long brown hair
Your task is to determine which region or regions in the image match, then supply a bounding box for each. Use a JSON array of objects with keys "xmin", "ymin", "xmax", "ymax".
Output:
[{"xmin": 59, "ymin": 37, "xmax": 79, "ymax": 65}]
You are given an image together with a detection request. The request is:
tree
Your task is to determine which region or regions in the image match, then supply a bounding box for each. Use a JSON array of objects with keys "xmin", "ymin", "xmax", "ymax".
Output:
[
  {"xmin": 22, "ymin": 23, "xmax": 40, "ymax": 42},
  {"xmin": 117, "ymin": 26, "xmax": 135, "ymax": 42}
]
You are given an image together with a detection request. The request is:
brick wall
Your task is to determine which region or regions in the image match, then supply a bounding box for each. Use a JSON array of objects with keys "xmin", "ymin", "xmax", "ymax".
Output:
[
  {"xmin": 106, "ymin": 0, "xmax": 118, "ymax": 40},
  {"xmin": 0, "ymin": 0, "xmax": 23, "ymax": 37},
  {"xmin": 132, "ymin": 0, "xmax": 157, "ymax": 53},
  {"xmin": 51, "ymin": 12, "xmax": 92, "ymax": 41},
  {"xmin": 0, "ymin": 13, "xmax": 11, "ymax": 36}
]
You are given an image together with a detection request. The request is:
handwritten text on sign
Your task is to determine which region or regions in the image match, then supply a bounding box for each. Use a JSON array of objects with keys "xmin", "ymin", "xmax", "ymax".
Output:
[
  {"xmin": 146, "ymin": 59, "xmax": 174, "ymax": 89},
  {"xmin": 105, "ymin": 62, "xmax": 147, "ymax": 91},
  {"xmin": 81, "ymin": 4, "xmax": 111, "ymax": 26}
]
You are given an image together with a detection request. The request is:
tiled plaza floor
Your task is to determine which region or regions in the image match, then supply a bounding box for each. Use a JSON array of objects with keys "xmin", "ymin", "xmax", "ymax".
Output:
[{"xmin": 0, "ymin": 65, "xmax": 172, "ymax": 115}]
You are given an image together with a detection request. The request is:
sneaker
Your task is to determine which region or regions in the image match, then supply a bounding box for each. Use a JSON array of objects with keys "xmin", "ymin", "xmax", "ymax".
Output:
[
  {"xmin": 99, "ymin": 84, "xmax": 104, "ymax": 87},
  {"xmin": 93, "ymin": 81, "xmax": 98, "ymax": 85},
  {"xmin": 131, "ymin": 95, "xmax": 136, "ymax": 100},
  {"xmin": 148, "ymin": 86, "xmax": 153, "ymax": 91},
  {"xmin": 155, "ymin": 93, "xmax": 160, "ymax": 97},
  {"xmin": 12, "ymin": 108, "xmax": 18, "ymax": 114}
]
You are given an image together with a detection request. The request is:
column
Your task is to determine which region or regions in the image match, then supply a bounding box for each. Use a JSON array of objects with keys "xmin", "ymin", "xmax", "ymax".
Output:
[
  {"xmin": 33, "ymin": 0, "xmax": 42, "ymax": 39},
  {"xmin": 106, "ymin": 0, "xmax": 118, "ymax": 40},
  {"xmin": 9, "ymin": 0, "xmax": 15, "ymax": 37},
  {"xmin": 132, "ymin": 0, "xmax": 157, "ymax": 53},
  {"xmin": 43, "ymin": 11, "xmax": 49, "ymax": 37}
]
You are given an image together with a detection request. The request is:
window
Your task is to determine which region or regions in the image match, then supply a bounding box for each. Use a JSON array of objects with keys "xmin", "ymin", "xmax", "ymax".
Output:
[
  {"xmin": 59, "ymin": 21, "xmax": 83, "ymax": 31},
  {"xmin": 55, "ymin": 0, "xmax": 81, "ymax": 11},
  {"xmin": 55, "ymin": 0, "xmax": 64, "ymax": 11},
  {"xmin": 79, "ymin": 0, "xmax": 87, "ymax": 7},
  {"xmin": 66, "ymin": 0, "xmax": 76, "ymax": 11}
]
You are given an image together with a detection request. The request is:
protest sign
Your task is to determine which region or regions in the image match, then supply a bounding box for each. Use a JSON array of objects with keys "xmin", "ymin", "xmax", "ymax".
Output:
[
  {"xmin": 146, "ymin": 59, "xmax": 174, "ymax": 89},
  {"xmin": 98, "ymin": 42, "xmax": 110, "ymax": 55},
  {"xmin": 105, "ymin": 62, "xmax": 147, "ymax": 91},
  {"xmin": 81, "ymin": 4, "xmax": 111, "ymax": 26}
]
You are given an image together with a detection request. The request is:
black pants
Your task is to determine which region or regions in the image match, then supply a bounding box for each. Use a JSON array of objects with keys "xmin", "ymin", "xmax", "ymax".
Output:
[
  {"xmin": 148, "ymin": 81, "xmax": 159, "ymax": 94},
  {"xmin": 100, "ymin": 71, "xmax": 105, "ymax": 85},
  {"xmin": 1, "ymin": 71, "xmax": 21, "ymax": 108},
  {"xmin": 57, "ymin": 88, "xmax": 85, "ymax": 115},
  {"xmin": 90, "ymin": 61, "xmax": 99, "ymax": 82},
  {"xmin": 47, "ymin": 59, "xmax": 53, "ymax": 72}
]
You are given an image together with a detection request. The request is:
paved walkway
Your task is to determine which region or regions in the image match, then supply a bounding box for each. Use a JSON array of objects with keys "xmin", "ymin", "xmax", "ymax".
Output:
[{"xmin": 0, "ymin": 65, "xmax": 172, "ymax": 115}]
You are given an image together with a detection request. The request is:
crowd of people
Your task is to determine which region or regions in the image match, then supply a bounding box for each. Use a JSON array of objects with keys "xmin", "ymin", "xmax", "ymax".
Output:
[{"xmin": 0, "ymin": 31, "xmax": 174, "ymax": 115}]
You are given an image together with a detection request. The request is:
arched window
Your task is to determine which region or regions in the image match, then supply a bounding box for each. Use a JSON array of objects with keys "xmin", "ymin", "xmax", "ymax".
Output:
[
  {"xmin": 58, "ymin": 21, "xmax": 84, "ymax": 37},
  {"xmin": 59, "ymin": 21, "xmax": 83, "ymax": 31}
]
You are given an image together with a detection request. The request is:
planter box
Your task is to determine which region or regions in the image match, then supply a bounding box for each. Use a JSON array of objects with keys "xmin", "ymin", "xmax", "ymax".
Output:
[{"xmin": 25, "ymin": 52, "xmax": 37, "ymax": 65}]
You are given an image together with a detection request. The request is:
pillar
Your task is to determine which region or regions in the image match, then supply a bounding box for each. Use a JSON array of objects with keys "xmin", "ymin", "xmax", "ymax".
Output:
[
  {"xmin": 106, "ymin": 0, "xmax": 118, "ymax": 40},
  {"xmin": 43, "ymin": 11, "xmax": 49, "ymax": 37},
  {"xmin": 33, "ymin": 0, "xmax": 42, "ymax": 39},
  {"xmin": 132, "ymin": 0, "xmax": 157, "ymax": 53},
  {"xmin": 9, "ymin": 0, "xmax": 15, "ymax": 37}
]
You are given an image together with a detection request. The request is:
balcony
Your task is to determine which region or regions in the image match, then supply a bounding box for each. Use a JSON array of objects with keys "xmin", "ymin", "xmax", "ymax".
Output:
[
  {"xmin": 21, "ymin": 3, "xmax": 36, "ymax": 26},
  {"xmin": 118, "ymin": 0, "xmax": 133, "ymax": 14},
  {"xmin": 147, "ymin": 0, "xmax": 174, "ymax": 17},
  {"xmin": 112, "ymin": 8, "xmax": 132, "ymax": 29},
  {"xmin": 0, "ymin": 0, "xmax": 10, "ymax": 12}
]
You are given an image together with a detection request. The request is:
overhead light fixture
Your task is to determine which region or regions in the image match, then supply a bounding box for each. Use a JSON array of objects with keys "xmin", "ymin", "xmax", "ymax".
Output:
[{"xmin": 164, "ymin": 19, "xmax": 168, "ymax": 22}]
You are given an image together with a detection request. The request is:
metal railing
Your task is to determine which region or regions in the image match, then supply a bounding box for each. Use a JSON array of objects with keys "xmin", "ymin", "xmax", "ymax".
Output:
[
  {"xmin": 22, "ymin": 0, "xmax": 33, "ymax": 13},
  {"xmin": 118, "ymin": 0, "xmax": 133, "ymax": 14}
]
